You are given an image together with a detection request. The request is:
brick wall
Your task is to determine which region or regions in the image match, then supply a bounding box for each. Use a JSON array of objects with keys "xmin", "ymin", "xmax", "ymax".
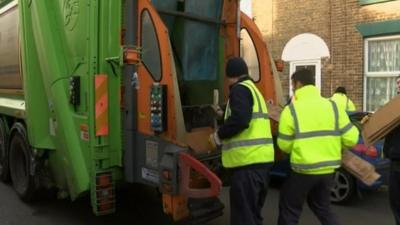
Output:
[{"xmin": 252, "ymin": 0, "xmax": 400, "ymax": 110}]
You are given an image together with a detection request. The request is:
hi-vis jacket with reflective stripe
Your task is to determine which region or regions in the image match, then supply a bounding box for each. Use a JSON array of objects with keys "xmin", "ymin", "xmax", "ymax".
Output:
[
  {"xmin": 222, "ymin": 80, "xmax": 274, "ymax": 168},
  {"xmin": 331, "ymin": 93, "xmax": 356, "ymax": 112},
  {"xmin": 278, "ymin": 85, "xmax": 359, "ymax": 175}
]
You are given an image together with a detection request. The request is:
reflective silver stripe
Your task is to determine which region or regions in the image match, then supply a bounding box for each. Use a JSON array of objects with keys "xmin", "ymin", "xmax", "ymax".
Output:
[
  {"xmin": 288, "ymin": 104, "xmax": 300, "ymax": 134},
  {"xmin": 291, "ymin": 160, "xmax": 341, "ymax": 170},
  {"xmin": 289, "ymin": 101, "xmax": 340, "ymax": 139},
  {"xmin": 340, "ymin": 122, "xmax": 353, "ymax": 134},
  {"xmin": 346, "ymin": 98, "xmax": 349, "ymax": 111},
  {"xmin": 329, "ymin": 100, "xmax": 339, "ymax": 131},
  {"xmin": 296, "ymin": 130, "xmax": 341, "ymax": 139},
  {"xmin": 222, "ymin": 138, "xmax": 273, "ymax": 151},
  {"xmin": 278, "ymin": 133, "xmax": 294, "ymax": 140},
  {"xmin": 253, "ymin": 112, "xmax": 269, "ymax": 119}
]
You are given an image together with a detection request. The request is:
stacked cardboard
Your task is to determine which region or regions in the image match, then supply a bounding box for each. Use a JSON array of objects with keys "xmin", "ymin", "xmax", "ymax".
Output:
[
  {"xmin": 341, "ymin": 150, "xmax": 381, "ymax": 186},
  {"xmin": 362, "ymin": 95, "xmax": 400, "ymax": 147}
]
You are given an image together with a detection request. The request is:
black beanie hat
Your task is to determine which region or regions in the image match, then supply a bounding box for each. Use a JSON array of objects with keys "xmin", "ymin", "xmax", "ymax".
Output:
[
  {"xmin": 226, "ymin": 57, "xmax": 248, "ymax": 78},
  {"xmin": 291, "ymin": 69, "xmax": 314, "ymax": 85},
  {"xmin": 335, "ymin": 86, "xmax": 347, "ymax": 94}
]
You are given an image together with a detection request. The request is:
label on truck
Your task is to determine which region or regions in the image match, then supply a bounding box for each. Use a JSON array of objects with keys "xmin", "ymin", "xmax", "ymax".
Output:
[
  {"xmin": 49, "ymin": 118, "xmax": 57, "ymax": 136},
  {"xmin": 145, "ymin": 140, "xmax": 158, "ymax": 168},
  {"xmin": 141, "ymin": 167, "xmax": 159, "ymax": 184},
  {"xmin": 80, "ymin": 124, "xmax": 89, "ymax": 141}
]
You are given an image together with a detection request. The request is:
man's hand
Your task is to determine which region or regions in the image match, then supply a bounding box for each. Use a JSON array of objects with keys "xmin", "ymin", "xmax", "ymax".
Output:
[
  {"xmin": 210, "ymin": 105, "xmax": 224, "ymax": 119},
  {"xmin": 209, "ymin": 132, "xmax": 222, "ymax": 150},
  {"xmin": 361, "ymin": 115, "xmax": 370, "ymax": 124}
]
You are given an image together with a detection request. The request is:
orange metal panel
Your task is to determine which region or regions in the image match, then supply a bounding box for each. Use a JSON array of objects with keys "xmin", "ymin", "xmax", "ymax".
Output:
[
  {"xmin": 162, "ymin": 194, "xmax": 189, "ymax": 221},
  {"xmin": 137, "ymin": 0, "xmax": 178, "ymax": 142},
  {"xmin": 124, "ymin": 48, "xmax": 140, "ymax": 65},
  {"xmin": 240, "ymin": 12, "xmax": 277, "ymax": 104}
]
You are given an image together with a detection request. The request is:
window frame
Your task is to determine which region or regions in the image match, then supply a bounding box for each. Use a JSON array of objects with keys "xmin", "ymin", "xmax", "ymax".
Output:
[
  {"xmin": 140, "ymin": 9, "xmax": 163, "ymax": 82},
  {"xmin": 240, "ymin": 28, "xmax": 261, "ymax": 83},
  {"xmin": 363, "ymin": 35, "xmax": 400, "ymax": 111}
]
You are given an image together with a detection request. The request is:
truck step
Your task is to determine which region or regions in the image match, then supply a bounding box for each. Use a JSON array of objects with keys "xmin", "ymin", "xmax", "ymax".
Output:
[{"xmin": 185, "ymin": 197, "xmax": 224, "ymax": 225}]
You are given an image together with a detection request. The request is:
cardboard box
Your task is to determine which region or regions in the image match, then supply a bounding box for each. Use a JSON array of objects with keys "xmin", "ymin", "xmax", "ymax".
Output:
[
  {"xmin": 185, "ymin": 127, "xmax": 215, "ymax": 153},
  {"xmin": 341, "ymin": 150, "xmax": 381, "ymax": 186},
  {"xmin": 362, "ymin": 95, "xmax": 400, "ymax": 147}
]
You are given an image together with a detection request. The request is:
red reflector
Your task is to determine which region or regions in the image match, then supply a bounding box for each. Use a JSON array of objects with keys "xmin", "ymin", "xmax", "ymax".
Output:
[
  {"xmin": 97, "ymin": 175, "xmax": 112, "ymax": 188},
  {"xmin": 366, "ymin": 146, "xmax": 378, "ymax": 158},
  {"xmin": 353, "ymin": 144, "xmax": 367, "ymax": 153},
  {"xmin": 353, "ymin": 144, "xmax": 378, "ymax": 158}
]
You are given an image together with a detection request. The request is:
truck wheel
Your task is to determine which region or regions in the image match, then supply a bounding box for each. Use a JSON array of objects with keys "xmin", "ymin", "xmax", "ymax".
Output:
[
  {"xmin": 9, "ymin": 123, "xmax": 36, "ymax": 201},
  {"xmin": 330, "ymin": 169, "xmax": 355, "ymax": 204},
  {"xmin": 0, "ymin": 118, "xmax": 10, "ymax": 181}
]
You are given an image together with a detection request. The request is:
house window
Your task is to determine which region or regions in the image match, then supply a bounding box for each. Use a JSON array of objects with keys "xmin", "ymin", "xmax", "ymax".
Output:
[{"xmin": 364, "ymin": 35, "xmax": 400, "ymax": 111}]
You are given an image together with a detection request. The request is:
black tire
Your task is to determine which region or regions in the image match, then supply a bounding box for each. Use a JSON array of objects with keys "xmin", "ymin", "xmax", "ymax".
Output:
[
  {"xmin": 0, "ymin": 118, "xmax": 10, "ymax": 181},
  {"xmin": 330, "ymin": 169, "xmax": 355, "ymax": 204},
  {"xmin": 9, "ymin": 123, "xmax": 36, "ymax": 202}
]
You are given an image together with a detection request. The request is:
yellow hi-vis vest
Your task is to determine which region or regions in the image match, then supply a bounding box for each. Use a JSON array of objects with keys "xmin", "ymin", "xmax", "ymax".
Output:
[
  {"xmin": 331, "ymin": 93, "xmax": 356, "ymax": 112},
  {"xmin": 277, "ymin": 85, "xmax": 359, "ymax": 174},
  {"xmin": 222, "ymin": 80, "xmax": 274, "ymax": 168}
]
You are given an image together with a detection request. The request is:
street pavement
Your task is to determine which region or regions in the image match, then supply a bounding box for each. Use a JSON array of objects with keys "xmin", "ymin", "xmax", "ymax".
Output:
[{"xmin": 0, "ymin": 180, "xmax": 394, "ymax": 225}]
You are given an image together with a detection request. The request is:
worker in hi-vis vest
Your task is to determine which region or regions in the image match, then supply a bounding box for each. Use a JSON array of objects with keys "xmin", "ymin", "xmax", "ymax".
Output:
[
  {"xmin": 209, "ymin": 57, "xmax": 274, "ymax": 225},
  {"xmin": 277, "ymin": 69, "xmax": 359, "ymax": 225},
  {"xmin": 330, "ymin": 86, "xmax": 356, "ymax": 112}
]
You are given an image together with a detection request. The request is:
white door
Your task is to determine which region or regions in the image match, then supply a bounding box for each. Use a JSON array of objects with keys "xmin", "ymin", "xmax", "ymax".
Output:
[{"xmin": 289, "ymin": 60, "xmax": 321, "ymax": 96}]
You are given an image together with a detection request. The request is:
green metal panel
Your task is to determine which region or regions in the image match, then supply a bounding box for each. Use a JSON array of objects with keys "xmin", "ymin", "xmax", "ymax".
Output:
[
  {"xmin": 19, "ymin": 0, "xmax": 124, "ymax": 203},
  {"xmin": 20, "ymin": 0, "xmax": 91, "ymax": 198},
  {"xmin": 89, "ymin": 0, "xmax": 122, "ymax": 214},
  {"xmin": 18, "ymin": 2, "xmax": 55, "ymax": 149},
  {"xmin": 359, "ymin": 0, "xmax": 396, "ymax": 5},
  {"xmin": 96, "ymin": 0, "xmax": 122, "ymax": 168},
  {"xmin": 356, "ymin": 19, "xmax": 400, "ymax": 37}
]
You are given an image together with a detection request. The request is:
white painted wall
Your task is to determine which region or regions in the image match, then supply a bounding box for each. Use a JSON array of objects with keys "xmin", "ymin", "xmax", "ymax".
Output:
[
  {"xmin": 282, "ymin": 33, "xmax": 330, "ymax": 61},
  {"xmin": 240, "ymin": 0, "xmax": 252, "ymax": 17}
]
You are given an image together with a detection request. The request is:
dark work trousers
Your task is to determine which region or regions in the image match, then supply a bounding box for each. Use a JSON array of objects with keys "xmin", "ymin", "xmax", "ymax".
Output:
[
  {"xmin": 278, "ymin": 171, "xmax": 341, "ymax": 225},
  {"xmin": 230, "ymin": 166, "xmax": 271, "ymax": 225},
  {"xmin": 389, "ymin": 161, "xmax": 400, "ymax": 225}
]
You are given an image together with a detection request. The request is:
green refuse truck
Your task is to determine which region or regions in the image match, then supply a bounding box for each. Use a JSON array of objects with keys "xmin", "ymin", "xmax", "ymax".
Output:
[{"xmin": 0, "ymin": 0, "xmax": 281, "ymax": 223}]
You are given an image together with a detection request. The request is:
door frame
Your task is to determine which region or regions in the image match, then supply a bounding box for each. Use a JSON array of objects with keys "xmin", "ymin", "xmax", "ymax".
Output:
[{"xmin": 289, "ymin": 59, "xmax": 321, "ymax": 96}]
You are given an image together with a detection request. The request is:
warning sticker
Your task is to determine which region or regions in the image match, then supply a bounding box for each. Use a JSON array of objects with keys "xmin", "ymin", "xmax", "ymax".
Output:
[
  {"xmin": 145, "ymin": 141, "xmax": 158, "ymax": 168},
  {"xmin": 80, "ymin": 124, "xmax": 89, "ymax": 141}
]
